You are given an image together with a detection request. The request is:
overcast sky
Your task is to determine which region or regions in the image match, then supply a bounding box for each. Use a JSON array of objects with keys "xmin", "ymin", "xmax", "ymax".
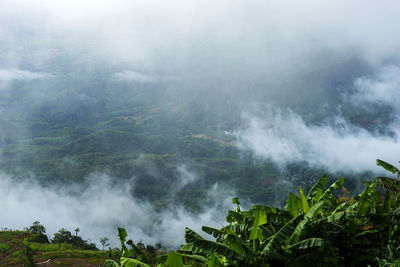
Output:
[{"xmin": 2, "ymin": 0, "xmax": 400, "ymax": 76}]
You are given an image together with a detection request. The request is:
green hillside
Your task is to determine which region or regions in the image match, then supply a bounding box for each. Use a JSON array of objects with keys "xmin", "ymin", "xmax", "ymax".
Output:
[
  {"xmin": 1, "ymin": 69, "xmax": 388, "ymax": 211},
  {"xmin": 0, "ymin": 231, "xmax": 110, "ymax": 266}
]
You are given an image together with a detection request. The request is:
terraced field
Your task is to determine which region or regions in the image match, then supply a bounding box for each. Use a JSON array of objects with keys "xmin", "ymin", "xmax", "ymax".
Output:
[{"xmin": 0, "ymin": 231, "xmax": 113, "ymax": 266}]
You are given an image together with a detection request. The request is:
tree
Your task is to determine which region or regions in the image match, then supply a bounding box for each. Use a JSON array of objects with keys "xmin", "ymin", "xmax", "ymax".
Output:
[
  {"xmin": 51, "ymin": 228, "xmax": 72, "ymax": 244},
  {"xmin": 74, "ymin": 227, "xmax": 80, "ymax": 236},
  {"xmin": 51, "ymin": 228, "xmax": 98, "ymax": 250},
  {"xmin": 26, "ymin": 221, "xmax": 46, "ymax": 235},
  {"xmin": 101, "ymin": 237, "xmax": 110, "ymax": 250},
  {"xmin": 26, "ymin": 221, "xmax": 49, "ymax": 243}
]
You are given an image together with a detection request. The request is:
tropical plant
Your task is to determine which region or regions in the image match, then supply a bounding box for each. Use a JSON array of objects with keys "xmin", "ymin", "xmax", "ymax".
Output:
[
  {"xmin": 101, "ymin": 237, "xmax": 110, "ymax": 250},
  {"xmin": 51, "ymin": 228, "xmax": 97, "ymax": 250},
  {"xmin": 26, "ymin": 221, "xmax": 46, "ymax": 235},
  {"xmin": 107, "ymin": 159, "xmax": 400, "ymax": 266},
  {"xmin": 23, "ymin": 244, "xmax": 37, "ymax": 267},
  {"xmin": 25, "ymin": 221, "xmax": 49, "ymax": 244},
  {"xmin": 105, "ymin": 228, "xmax": 152, "ymax": 267}
]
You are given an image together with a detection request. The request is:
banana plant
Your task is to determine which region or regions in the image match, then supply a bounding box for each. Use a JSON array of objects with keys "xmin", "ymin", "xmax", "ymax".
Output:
[
  {"xmin": 105, "ymin": 227, "xmax": 193, "ymax": 267},
  {"xmin": 105, "ymin": 228, "xmax": 151, "ymax": 267},
  {"xmin": 107, "ymin": 159, "xmax": 400, "ymax": 266}
]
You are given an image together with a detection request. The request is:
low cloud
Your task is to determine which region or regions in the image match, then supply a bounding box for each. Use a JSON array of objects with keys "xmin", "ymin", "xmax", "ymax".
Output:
[
  {"xmin": 0, "ymin": 69, "xmax": 54, "ymax": 81},
  {"xmin": 175, "ymin": 164, "xmax": 198, "ymax": 191},
  {"xmin": 352, "ymin": 65, "xmax": 400, "ymax": 113},
  {"xmin": 114, "ymin": 70, "xmax": 179, "ymax": 83},
  {"xmin": 236, "ymin": 66, "xmax": 400, "ymax": 174},
  {"xmin": 0, "ymin": 172, "xmax": 233, "ymax": 248},
  {"xmin": 236, "ymin": 111, "xmax": 400, "ymax": 173}
]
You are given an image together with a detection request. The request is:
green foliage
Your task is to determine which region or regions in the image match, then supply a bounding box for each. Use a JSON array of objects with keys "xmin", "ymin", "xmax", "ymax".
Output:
[
  {"xmin": 286, "ymin": 193, "xmax": 301, "ymax": 218},
  {"xmin": 249, "ymin": 206, "xmax": 267, "ymax": 240},
  {"xmin": 0, "ymin": 230, "xmax": 108, "ymax": 266},
  {"xmin": 0, "ymin": 243, "xmax": 11, "ymax": 254},
  {"xmin": 101, "ymin": 237, "xmax": 110, "ymax": 250},
  {"xmin": 23, "ymin": 244, "xmax": 36, "ymax": 267},
  {"xmin": 26, "ymin": 221, "xmax": 46, "ymax": 235},
  {"xmin": 106, "ymin": 259, "xmax": 121, "ymax": 267},
  {"xmin": 51, "ymin": 228, "xmax": 97, "ymax": 250},
  {"xmin": 165, "ymin": 251, "xmax": 184, "ymax": 267},
  {"xmin": 28, "ymin": 233, "xmax": 49, "ymax": 244},
  {"xmin": 25, "ymin": 221, "xmax": 49, "ymax": 244},
  {"xmin": 191, "ymin": 160, "xmax": 400, "ymax": 265},
  {"xmin": 377, "ymin": 159, "xmax": 400, "ymax": 177},
  {"xmin": 109, "ymin": 227, "xmax": 153, "ymax": 267},
  {"xmin": 299, "ymin": 187, "xmax": 310, "ymax": 213},
  {"xmin": 107, "ymin": 159, "xmax": 400, "ymax": 266}
]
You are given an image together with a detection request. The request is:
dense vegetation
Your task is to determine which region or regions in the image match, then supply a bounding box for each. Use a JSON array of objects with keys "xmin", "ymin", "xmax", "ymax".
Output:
[
  {"xmin": 0, "ymin": 221, "xmax": 165, "ymax": 266},
  {"xmin": 106, "ymin": 159, "xmax": 400, "ymax": 266},
  {"xmin": 2, "ymin": 3, "xmax": 400, "ymax": 266},
  {"xmin": 1, "ymin": 160, "xmax": 399, "ymax": 266},
  {"xmin": 0, "ymin": 64, "xmax": 390, "ymax": 211},
  {"xmin": 0, "ymin": 230, "xmax": 111, "ymax": 266},
  {"xmin": 0, "ymin": 79, "xmax": 289, "ymax": 210}
]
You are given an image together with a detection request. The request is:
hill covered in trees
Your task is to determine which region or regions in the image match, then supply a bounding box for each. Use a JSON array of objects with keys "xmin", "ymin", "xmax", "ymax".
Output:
[
  {"xmin": 0, "ymin": 61, "xmax": 387, "ymax": 212},
  {"xmin": 2, "ymin": 1, "xmax": 400, "ymax": 264},
  {"xmin": 2, "ymin": 159, "xmax": 399, "ymax": 266}
]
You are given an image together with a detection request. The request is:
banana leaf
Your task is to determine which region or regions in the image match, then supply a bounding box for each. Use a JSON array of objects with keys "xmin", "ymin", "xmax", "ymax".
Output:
[
  {"xmin": 307, "ymin": 175, "xmax": 329, "ymax": 203},
  {"xmin": 250, "ymin": 206, "xmax": 267, "ymax": 240},
  {"xmin": 377, "ymin": 159, "xmax": 400, "ymax": 176},
  {"xmin": 261, "ymin": 215, "xmax": 302, "ymax": 259},
  {"xmin": 300, "ymin": 188, "xmax": 310, "ymax": 214},
  {"xmin": 287, "ymin": 238, "xmax": 324, "ymax": 252},
  {"xmin": 287, "ymin": 193, "xmax": 302, "ymax": 218}
]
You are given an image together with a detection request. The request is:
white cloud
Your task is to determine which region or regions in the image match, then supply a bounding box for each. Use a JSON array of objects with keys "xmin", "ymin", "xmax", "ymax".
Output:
[
  {"xmin": 236, "ymin": 64, "xmax": 400, "ymax": 173},
  {"xmin": 236, "ymin": 107, "xmax": 400, "ymax": 174},
  {"xmin": 352, "ymin": 65, "xmax": 400, "ymax": 112},
  {"xmin": 0, "ymin": 173, "xmax": 232, "ymax": 248},
  {"xmin": 175, "ymin": 164, "xmax": 198, "ymax": 190},
  {"xmin": 114, "ymin": 71, "xmax": 156, "ymax": 83},
  {"xmin": 2, "ymin": 0, "xmax": 400, "ymax": 249},
  {"xmin": 114, "ymin": 70, "xmax": 178, "ymax": 83},
  {"xmin": 2, "ymin": 0, "xmax": 400, "ymax": 80},
  {"xmin": 0, "ymin": 69, "xmax": 53, "ymax": 81}
]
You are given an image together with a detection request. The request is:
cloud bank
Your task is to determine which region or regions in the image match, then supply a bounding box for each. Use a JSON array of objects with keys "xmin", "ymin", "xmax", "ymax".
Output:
[
  {"xmin": 2, "ymin": 0, "xmax": 400, "ymax": 84},
  {"xmin": 0, "ymin": 172, "xmax": 233, "ymax": 248},
  {"xmin": 236, "ymin": 66, "xmax": 400, "ymax": 173},
  {"xmin": 352, "ymin": 65, "xmax": 400, "ymax": 113},
  {"xmin": 236, "ymin": 111, "xmax": 400, "ymax": 173}
]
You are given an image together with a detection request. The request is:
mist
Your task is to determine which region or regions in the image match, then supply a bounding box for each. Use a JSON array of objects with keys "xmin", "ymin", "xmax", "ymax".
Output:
[
  {"xmin": 236, "ymin": 64, "xmax": 400, "ymax": 173},
  {"xmin": 0, "ymin": 69, "xmax": 53, "ymax": 81},
  {"xmin": 3, "ymin": 1, "xmax": 400, "ymax": 79},
  {"xmin": 0, "ymin": 171, "xmax": 233, "ymax": 248},
  {"xmin": 2, "ymin": 0, "xmax": 400, "ymax": 249}
]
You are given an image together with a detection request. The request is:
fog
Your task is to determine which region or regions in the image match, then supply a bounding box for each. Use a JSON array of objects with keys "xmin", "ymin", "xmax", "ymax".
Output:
[
  {"xmin": 236, "ymin": 65, "xmax": 400, "ymax": 173},
  {"xmin": 3, "ymin": 0, "xmax": 400, "ymax": 80},
  {"xmin": 0, "ymin": 69, "xmax": 53, "ymax": 81},
  {"xmin": 0, "ymin": 171, "xmax": 233, "ymax": 248},
  {"xmin": 1, "ymin": 0, "xmax": 400, "ymax": 248},
  {"xmin": 352, "ymin": 65, "xmax": 400, "ymax": 113}
]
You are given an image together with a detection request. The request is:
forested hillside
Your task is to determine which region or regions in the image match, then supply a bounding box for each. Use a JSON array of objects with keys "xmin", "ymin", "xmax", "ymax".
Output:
[
  {"xmin": 2, "ymin": 1, "xmax": 400, "ymax": 264},
  {"xmin": 2, "ymin": 160, "xmax": 399, "ymax": 266},
  {"xmin": 0, "ymin": 62, "xmax": 388, "ymax": 211}
]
